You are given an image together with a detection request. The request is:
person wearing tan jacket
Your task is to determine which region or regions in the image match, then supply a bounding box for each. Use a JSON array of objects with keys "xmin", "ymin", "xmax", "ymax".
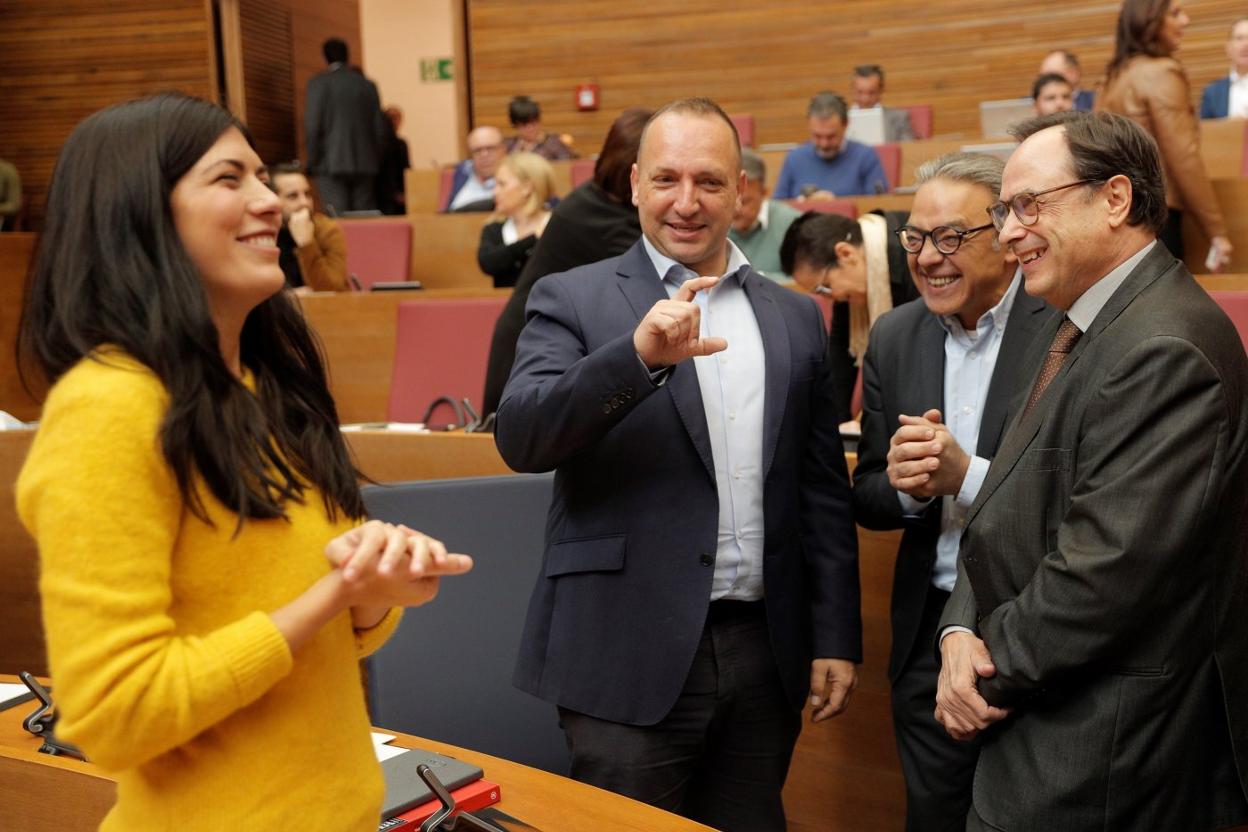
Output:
[
  {"xmin": 1098, "ymin": 0, "xmax": 1232, "ymax": 271},
  {"xmin": 270, "ymin": 163, "xmax": 350, "ymax": 292}
]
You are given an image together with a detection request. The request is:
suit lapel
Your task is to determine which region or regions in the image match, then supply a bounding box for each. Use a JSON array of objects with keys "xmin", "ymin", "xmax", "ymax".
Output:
[
  {"xmin": 975, "ymin": 289, "xmax": 1049, "ymax": 457},
  {"xmin": 966, "ymin": 244, "xmax": 1178, "ymax": 524},
  {"xmin": 743, "ymin": 272, "xmax": 791, "ymax": 478},
  {"xmin": 615, "ymin": 243, "xmax": 716, "ymax": 482},
  {"xmin": 910, "ymin": 313, "xmax": 946, "ymax": 416}
]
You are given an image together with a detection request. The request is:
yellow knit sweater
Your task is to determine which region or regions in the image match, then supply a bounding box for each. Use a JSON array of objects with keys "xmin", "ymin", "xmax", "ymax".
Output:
[{"xmin": 17, "ymin": 351, "xmax": 400, "ymax": 831}]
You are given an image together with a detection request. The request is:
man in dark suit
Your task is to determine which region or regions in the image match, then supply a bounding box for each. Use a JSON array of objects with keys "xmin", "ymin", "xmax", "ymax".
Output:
[
  {"xmin": 935, "ymin": 110, "xmax": 1248, "ymax": 830},
  {"xmin": 1200, "ymin": 18, "xmax": 1248, "ymax": 119},
  {"xmin": 853, "ymin": 151, "xmax": 1054, "ymax": 832},
  {"xmin": 303, "ymin": 37, "xmax": 386, "ymax": 213},
  {"xmin": 495, "ymin": 98, "xmax": 860, "ymax": 832}
]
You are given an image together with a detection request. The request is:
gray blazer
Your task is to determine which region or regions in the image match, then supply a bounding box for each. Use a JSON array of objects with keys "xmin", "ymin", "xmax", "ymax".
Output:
[
  {"xmin": 941, "ymin": 243, "xmax": 1248, "ymax": 830},
  {"xmin": 304, "ymin": 65, "xmax": 386, "ymax": 176},
  {"xmin": 853, "ymin": 285, "xmax": 1055, "ymax": 681},
  {"xmin": 884, "ymin": 107, "xmax": 915, "ymax": 142}
]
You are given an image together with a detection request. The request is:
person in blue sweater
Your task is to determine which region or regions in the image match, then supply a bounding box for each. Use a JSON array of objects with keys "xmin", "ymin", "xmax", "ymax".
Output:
[{"xmin": 774, "ymin": 91, "xmax": 889, "ymax": 199}]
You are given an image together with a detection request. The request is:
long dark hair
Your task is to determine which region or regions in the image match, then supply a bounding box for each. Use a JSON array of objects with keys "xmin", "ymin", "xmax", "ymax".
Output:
[
  {"xmin": 593, "ymin": 108, "xmax": 652, "ymax": 203},
  {"xmin": 19, "ymin": 93, "xmax": 364, "ymax": 524},
  {"xmin": 1107, "ymin": 0, "xmax": 1174, "ymax": 80}
]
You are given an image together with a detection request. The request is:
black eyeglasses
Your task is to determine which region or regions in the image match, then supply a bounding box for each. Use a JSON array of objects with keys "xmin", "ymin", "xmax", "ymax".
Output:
[
  {"xmin": 895, "ymin": 223, "xmax": 994, "ymax": 255},
  {"xmin": 987, "ymin": 179, "xmax": 1102, "ymax": 231}
]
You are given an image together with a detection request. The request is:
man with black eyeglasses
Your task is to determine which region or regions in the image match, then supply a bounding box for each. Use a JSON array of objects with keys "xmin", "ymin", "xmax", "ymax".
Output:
[
  {"xmin": 852, "ymin": 151, "xmax": 1056, "ymax": 832},
  {"xmin": 936, "ymin": 111, "xmax": 1248, "ymax": 830}
]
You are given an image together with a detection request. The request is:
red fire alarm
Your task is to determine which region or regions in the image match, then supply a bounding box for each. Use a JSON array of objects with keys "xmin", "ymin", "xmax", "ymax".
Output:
[{"xmin": 575, "ymin": 84, "xmax": 600, "ymax": 112}]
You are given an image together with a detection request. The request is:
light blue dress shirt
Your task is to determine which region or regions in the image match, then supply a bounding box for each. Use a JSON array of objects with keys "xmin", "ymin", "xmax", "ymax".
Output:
[
  {"xmin": 898, "ymin": 270, "xmax": 1022, "ymax": 592},
  {"xmin": 641, "ymin": 237, "xmax": 767, "ymax": 601}
]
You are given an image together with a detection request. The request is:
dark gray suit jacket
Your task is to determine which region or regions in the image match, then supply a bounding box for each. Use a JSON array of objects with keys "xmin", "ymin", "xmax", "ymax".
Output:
[
  {"xmin": 853, "ymin": 285, "xmax": 1055, "ymax": 681},
  {"xmin": 495, "ymin": 240, "xmax": 860, "ymax": 726},
  {"xmin": 304, "ymin": 64, "xmax": 386, "ymax": 176},
  {"xmin": 941, "ymin": 244, "xmax": 1248, "ymax": 830}
]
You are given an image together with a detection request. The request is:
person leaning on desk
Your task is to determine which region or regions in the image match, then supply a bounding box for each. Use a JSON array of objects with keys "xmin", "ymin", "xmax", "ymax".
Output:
[{"xmin": 15, "ymin": 93, "xmax": 472, "ymax": 831}]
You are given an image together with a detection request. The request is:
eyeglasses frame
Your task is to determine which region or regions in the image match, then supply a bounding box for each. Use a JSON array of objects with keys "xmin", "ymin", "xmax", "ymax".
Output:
[
  {"xmin": 894, "ymin": 222, "xmax": 996, "ymax": 256},
  {"xmin": 987, "ymin": 179, "xmax": 1104, "ymax": 231}
]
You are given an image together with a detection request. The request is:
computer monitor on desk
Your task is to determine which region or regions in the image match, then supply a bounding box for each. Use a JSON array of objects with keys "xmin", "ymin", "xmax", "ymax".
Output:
[
  {"xmin": 847, "ymin": 107, "xmax": 887, "ymax": 146},
  {"xmin": 980, "ymin": 98, "xmax": 1034, "ymax": 138}
]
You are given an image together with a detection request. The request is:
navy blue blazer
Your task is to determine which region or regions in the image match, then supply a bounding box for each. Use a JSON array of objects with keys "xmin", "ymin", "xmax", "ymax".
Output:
[
  {"xmin": 1201, "ymin": 75, "xmax": 1232, "ymax": 119},
  {"xmin": 495, "ymin": 240, "xmax": 860, "ymax": 726}
]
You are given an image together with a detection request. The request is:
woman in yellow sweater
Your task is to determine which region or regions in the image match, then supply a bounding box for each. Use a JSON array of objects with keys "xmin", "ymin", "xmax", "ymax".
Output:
[{"xmin": 16, "ymin": 93, "xmax": 472, "ymax": 830}]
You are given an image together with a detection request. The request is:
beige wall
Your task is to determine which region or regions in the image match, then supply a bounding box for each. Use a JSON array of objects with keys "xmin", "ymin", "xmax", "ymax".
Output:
[{"xmin": 361, "ymin": 0, "xmax": 462, "ymax": 168}]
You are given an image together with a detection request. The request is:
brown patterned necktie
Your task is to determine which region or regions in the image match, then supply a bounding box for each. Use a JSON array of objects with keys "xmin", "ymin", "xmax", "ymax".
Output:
[{"xmin": 1023, "ymin": 316, "xmax": 1082, "ymax": 417}]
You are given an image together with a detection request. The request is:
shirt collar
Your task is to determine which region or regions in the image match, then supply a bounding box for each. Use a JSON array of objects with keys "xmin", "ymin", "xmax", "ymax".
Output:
[
  {"xmin": 1232, "ymin": 68, "xmax": 1248, "ymax": 83},
  {"xmin": 641, "ymin": 235, "xmax": 752, "ymax": 288},
  {"xmin": 1066, "ymin": 240, "xmax": 1157, "ymax": 332},
  {"xmin": 937, "ymin": 267, "xmax": 1022, "ymax": 339}
]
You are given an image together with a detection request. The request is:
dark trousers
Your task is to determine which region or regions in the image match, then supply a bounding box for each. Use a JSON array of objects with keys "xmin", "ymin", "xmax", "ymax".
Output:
[
  {"xmin": 893, "ymin": 585, "xmax": 981, "ymax": 832},
  {"xmin": 558, "ymin": 601, "xmax": 801, "ymax": 832},
  {"xmin": 316, "ymin": 173, "xmax": 377, "ymax": 214}
]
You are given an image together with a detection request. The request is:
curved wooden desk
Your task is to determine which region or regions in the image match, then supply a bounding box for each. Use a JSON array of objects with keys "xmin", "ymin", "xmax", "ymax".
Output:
[{"xmin": 0, "ymin": 675, "xmax": 713, "ymax": 832}]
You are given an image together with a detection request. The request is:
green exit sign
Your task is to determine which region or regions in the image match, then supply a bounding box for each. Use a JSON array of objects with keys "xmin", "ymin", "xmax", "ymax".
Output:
[{"xmin": 420, "ymin": 58, "xmax": 454, "ymax": 82}]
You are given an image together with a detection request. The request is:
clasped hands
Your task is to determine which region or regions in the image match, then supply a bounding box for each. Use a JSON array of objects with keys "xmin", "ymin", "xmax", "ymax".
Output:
[
  {"xmin": 886, "ymin": 408, "xmax": 970, "ymax": 500},
  {"xmin": 325, "ymin": 520, "xmax": 474, "ymax": 611},
  {"xmin": 634, "ymin": 275, "xmax": 727, "ymax": 370},
  {"xmin": 935, "ymin": 631, "xmax": 1010, "ymax": 741}
]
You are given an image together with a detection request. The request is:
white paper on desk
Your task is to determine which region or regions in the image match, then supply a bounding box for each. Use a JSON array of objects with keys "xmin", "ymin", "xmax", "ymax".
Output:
[
  {"xmin": 371, "ymin": 731, "xmax": 410, "ymax": 762},
  {"xmin": 0, "ymin": 682, "xmax": 32, "ymax": 709}
]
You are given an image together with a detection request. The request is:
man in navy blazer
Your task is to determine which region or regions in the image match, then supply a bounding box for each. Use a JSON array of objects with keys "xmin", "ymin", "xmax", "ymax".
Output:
[
  {"xmin": 1200, "ymin": 18, "xmax": 1248, "ymax": 119},
  {"xmin": 495, "ymin": 98, "xmax": 860, "ymax": 832}
]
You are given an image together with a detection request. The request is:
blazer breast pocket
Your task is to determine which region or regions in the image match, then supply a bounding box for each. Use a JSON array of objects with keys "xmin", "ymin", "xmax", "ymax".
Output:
[
  {"xmin": 1015, "ymin": 447, "xmax": 1072, "ymax": 472},
  {"xmin": 544, "ymin": 534, "xmax": 627, "ymax": 577}
]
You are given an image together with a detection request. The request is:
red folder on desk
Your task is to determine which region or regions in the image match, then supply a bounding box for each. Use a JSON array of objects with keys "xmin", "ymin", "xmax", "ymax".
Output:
[{"xmin": 378, "ymin": 779, "xmax": 501, "ymax": 830}]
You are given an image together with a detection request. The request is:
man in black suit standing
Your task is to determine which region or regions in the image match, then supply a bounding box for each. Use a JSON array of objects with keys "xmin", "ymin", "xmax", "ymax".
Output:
[
  {"xmin": 936, "ymin": 111, "xmax": 1248, "ymax": 830},
  {"xmin": 853, "ymin": 151, "xmax": 1054, "ymax": 832},
  {"xmin": 304, "ymin": 37, "xmax": 386, "ymax": 214},
  {"xmin": 495, "ymin": 98, "xmax": 859, "ymax": 832}
]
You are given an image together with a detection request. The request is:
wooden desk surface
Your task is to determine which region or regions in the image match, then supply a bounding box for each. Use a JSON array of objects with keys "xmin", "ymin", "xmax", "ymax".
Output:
[{"xmin": 0, "ymin": 675, "xmax": 712, "ymax": 832}]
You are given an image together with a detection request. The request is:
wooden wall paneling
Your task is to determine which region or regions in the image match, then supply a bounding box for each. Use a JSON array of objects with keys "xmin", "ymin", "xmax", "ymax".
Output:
[
  {"xmin": 239, "ymin": 0, "xmax": 297, "ymax": 166},
  {"xmin": 466, "ymin": 1, "xmax": 1248, "ymax": 157},
  {"xmin": 0, "ymin": 0, "xmax": 218, "ymax": 229}
]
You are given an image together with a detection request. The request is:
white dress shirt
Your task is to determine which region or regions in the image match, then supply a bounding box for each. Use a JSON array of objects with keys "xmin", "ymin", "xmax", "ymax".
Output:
[
  {"xmin": 1229, "ymin": 70, "xmax": 1248, "ymax": 119},
  {"xmin": 642, "ymin": 237, "xmax": 767, "ymax": 601},
  {"xmin": 898, "ymin": 270, "xmax": 1022, "ymax": 592}
]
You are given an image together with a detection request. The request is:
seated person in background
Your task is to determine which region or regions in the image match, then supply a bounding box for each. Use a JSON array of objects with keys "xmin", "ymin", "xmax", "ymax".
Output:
[
  {"xmin": 481, "ymin": 107, "xmax": 651, "ymax": 417},
  {"xmin": 780, "ymin": 208, "xmax": 915, "ymax": 423},
  {"xmin": 477, "ymin": 152, "xmax": 556, "ymax": 288},
  {"xmin": 1032, "ymin": 72, "xmax": 1075, "ymax": 116},
  {"xmin": 852, "ymin": 64, "xmax": 915, "ymax": 142},
  {"xmin": 1201, "ymin": 18, "xmax": 1248, "ymax": 118},
  {"xmin": 17, "ymin": 92, "xmax": 472, "ymax": 832},
  {"xmin": 376, "ymin": 106, "xmax": 410, "ymax": 215},
  {"xmin": 774, "ymin": 91, "xmax": 890, "ymax": 199},
  {"xmin": 729, "ymin": 148, "xmax": 803, "ymax": 281},
  {"xmin": 1039, "ymin": 49, "xmax": 1094, "ymax": 110},
  {"xmin": 0, "ymin": 155, "xmax": 20, "ymax": 230},
  {"xmin": 447, "ymin": 125, "xmax": 504, "ymax": 212},
  {"xmin": 269, "ymin": 162, "xmax": 349, "ymax": 292},
  {"xmin": 504, "ymin": 95, "xmax": 575, "ymax": 160}
]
